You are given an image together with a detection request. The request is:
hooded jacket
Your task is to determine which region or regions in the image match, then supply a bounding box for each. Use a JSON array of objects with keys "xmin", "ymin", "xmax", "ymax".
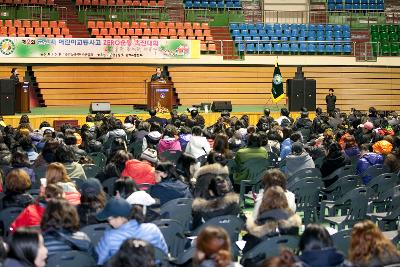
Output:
[
  {"xmin": 121, "ymin": 159, "xmax": 156, "ymax": 185},
  {"xmin": 285, "ymin": 152, "xmax": 315, "ymax": 177},
  {"xmin": 298, "ymin": 247, "xmax": 354, "ymax": 267},
  {"xmin": 356, "ymin": 152, "xmax": 384, "ymax": 184},
  {"xmin": 149, "ymin": 177, "xmax": 192, "ymax": 206},
  {"xmin": 192, "ymin": 163, "xmax": 230, "ymax": 198},
  {"xmin": 2, "ymin": 192, "xmax": 34, "ymax": 209},
  {"xmin": 384, "ymin": 151, "xmax": 400, "ymax": 173},
  {"xmin": 157, "ymin": 136, "xmax": 182, "ymax": 154},
  {"xmin": 43, "ymin": 229, "xmax": 94, "ymax": 257},
  {"xmin": 280, "ymin": 138, "xmax": 293, "ymax": 160},
  {"xmin": 243, "ymin": 209, "xmax": 301, "ymax": 254},
  {"xmin": 10, "ymin": 200, "xmax": 46, "ymax": 232},
  {"xmin": 192, "ymin": 192, "xmax": 240, "ymax": 229},
  {"xmin": 185, "ymin": 135, "xmax": 211, "ymax": 159}
]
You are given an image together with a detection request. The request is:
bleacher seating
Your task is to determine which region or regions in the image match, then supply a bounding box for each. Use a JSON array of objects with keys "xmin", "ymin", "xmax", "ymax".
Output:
[
  {"xmin": 0, "ymin": 19, "xmax": 72, "ymax": 38},
  {"xmin": 229, "ymin": 23, "xmax": 352, "ymax": 55},
  {"xmin": 183, "ymin": 0, "xmax": 241, "ymax": 9},
  {"xmin": 87, "ymin": 21, "xmax": 217, "ymax": 53},
  {"xmin": 0, "ymin": 0, "xmax": 54, "ymax": 5},
  {"xmin": 75, "ymin": 0, "xmax": 164, "ymax": 7},
  {"xmin": 370, "ymin": 24, "xmax": 399, "ymax": 56},
  {"xmin": 327, "ymin": 0, "xmax": 385, "ymax": 11}
]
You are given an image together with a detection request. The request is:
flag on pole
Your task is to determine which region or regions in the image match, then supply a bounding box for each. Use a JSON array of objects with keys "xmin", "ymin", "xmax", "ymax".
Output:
[{"xmin": 271, "ymin": 60, "xmax": 284, "ymax": 103}]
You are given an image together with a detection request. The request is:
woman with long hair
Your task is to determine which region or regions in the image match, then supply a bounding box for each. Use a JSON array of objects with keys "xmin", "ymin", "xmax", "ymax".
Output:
[
  {"xmin": 349, "ymin": 220, "xmax": 400, "ymax": 267},
  {"xmin": 243, "ymin": 186, "xmax": 301, "ymax": 254},
  {"xmin": 45, "ymin": 162, "xmax": 81, "ymax": 205},
  {"xmin": 40, "ymin": 198, "xmax": 93, "ymax": 257},
  {"xmin": 77, "ymin": 178, "xmax": 107, "ymax": 227},
  {"xmin": 194, "ymin": 226, "xmax": 240, "ymax": 267},
  {"xmin": 4, "ymin": 229, "xmax": 47, "ymax": 267},
  {"xmin": 109, "ymin": 238, "xmax": 156, "ymax": 267}
]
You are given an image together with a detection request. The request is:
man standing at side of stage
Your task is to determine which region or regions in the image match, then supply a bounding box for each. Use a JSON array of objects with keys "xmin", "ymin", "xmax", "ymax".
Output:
[
  {"xmin": 326, "ymin": 88, "xmax": 336, "ymax": 115},
  {"xmin": 151, "ymin": 66, "xmax": 167, "ymax": 82},
  {"xmin": 10, "ymin": 68, "xmax": 20, "ymax": 84}
]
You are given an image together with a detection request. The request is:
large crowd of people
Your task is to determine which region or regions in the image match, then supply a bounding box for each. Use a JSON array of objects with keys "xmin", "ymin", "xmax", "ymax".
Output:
[{"xmin": 0, "ymin": 105, "xmax": 399, "ymax": 267}]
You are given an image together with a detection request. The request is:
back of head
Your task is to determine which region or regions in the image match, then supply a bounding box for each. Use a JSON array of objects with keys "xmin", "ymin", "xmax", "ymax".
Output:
[
  {"xmin": 40, "ymin": 198, "xmax": 80, "ymax": 232},
  {"xmin": 299, "ymin": 224, "xmax": 333, "ymax": 252},
  {"xmin": 149, "ymin": 109, "xmax": 157, "ymax": 117},
  {"xmin": 259, "ymin": 186, "xmax": 288, "ymax": 215},
  {"xmin": 55, "ymin": 144, "xmax": 76, "ymax": 163},
  {"xmin": 110, "ymin": 238, "xmax": 156, "ymax": 267},
  {"xmin": 262, "ymin": 169, "xmax": 287, "ymax": 190},
  {"xmin": 8, "ymin": 229, "xmax": 40, "ymax": 267},
  {"xmin": 113, "ymin": 177, "xmax": 138, "ymax": 198},
  {"xmin": 191, "ymin": 126, "xmax": 203, "ymax": 136},
  {"xmin": 263, "ymin": 108, "xmax": 271, "ymax": 117},
  {"xmin": 247, "ymin": 133, "xmax": 261, "ymax": 148},
  {"xmin": 195, "ymin": 226, "xmax": 231, "ymax": 265},
  {"xmin": 289, "ymin": 132, "xmax": 302, "ymax": 143},
  {"xmin": 6, "ymin": 168, "xmax": 31, "ymax": 193},
  {"xmin": 280, "ymin": 108, "xmax": 289, "ymax": 117}
]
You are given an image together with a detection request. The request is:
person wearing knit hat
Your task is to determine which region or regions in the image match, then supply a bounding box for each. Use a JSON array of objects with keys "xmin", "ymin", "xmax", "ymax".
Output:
[{"xmin": 95, "ymin": 197, "xmax": 168, "ymax": 265}]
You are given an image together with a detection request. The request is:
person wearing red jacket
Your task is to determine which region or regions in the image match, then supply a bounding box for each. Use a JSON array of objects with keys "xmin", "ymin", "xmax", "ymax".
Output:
[
  {"xmin": 10, "ymin": 184, "xmax": 63, "ymax": 233},
  {"xmin": 121, "ymin": 148, "xmax": 157, "ymax": 186}
]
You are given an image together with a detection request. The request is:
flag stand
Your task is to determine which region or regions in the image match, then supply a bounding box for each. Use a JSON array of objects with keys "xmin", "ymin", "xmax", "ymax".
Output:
[{"xmin": 267, "ymin": 56, "xmax": 285, "ymax": 112}]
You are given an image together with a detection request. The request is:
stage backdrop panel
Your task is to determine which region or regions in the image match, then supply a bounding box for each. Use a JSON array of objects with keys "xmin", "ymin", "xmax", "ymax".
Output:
[{"xmin": 0, "ymin": 38, "xmax": 200, "ymax": 59}]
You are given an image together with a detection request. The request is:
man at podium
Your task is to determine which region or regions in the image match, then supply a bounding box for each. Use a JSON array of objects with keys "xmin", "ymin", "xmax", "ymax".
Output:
[
  {"xmin": 151, "ymin": 67, "xmax": 167, "ymax": 82},
  {"xmin": 10, "ymin": 68, "xmax": 19, "ymax": 84}
]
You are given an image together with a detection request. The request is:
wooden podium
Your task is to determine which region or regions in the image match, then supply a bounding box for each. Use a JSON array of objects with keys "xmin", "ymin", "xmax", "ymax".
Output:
[
  {"xmin": 147, "ymin": 80, "xmax": 174, "ymax": 111},
  {"xmin": 15, "ymin": 81, "xmax": 31, "ymax": 113}
]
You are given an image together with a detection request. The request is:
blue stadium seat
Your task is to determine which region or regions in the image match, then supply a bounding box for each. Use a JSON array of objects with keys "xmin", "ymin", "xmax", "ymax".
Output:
[
  {"xmin": 261, "ymin": 36, "xmax": 269, "ymax": 41},
  {"xmin": 299, "ymin": 24, "xmax": 307, "ymax": 31},
  {"xmin": 353, "ymin": 3, "xmax": 360, "ymax": 9},
  {"xmin": 289, "ymin": 36, "xmax": 297, "ymax": 42},
  {"xmin": 255, "ymin": 23, "xmax": 264, "ymax": 30},
  {"xmin": 298, "ymin": 36, "xmax": 306, "ymax": 41},
  {"xmin": 342, "ymin": 25, "xmax": 350, "ymax": 32},
  {"xmin": 328, "ymin": 3, "xmax": 335, "ymax": 10},
  {"xmin": 326, "ymin": 25, "xmax": 333, "ymax": 32},
  {"xmin": 343, "ymin": 31, "xmax": 351, "ymax": 38},
  {"xmin": 334, "ymin": 31, "xmax": 342, "ymax": 38},
  {"xmin": 237, "ymin": 43, "xmax": 245, "ymax": 52},
  {"xmin": 290, "ymin": 43, "xmax": 299, "ymax": 53},
  {"xmin": 335, "ymin": 37, "xmax": 343, "ymax": 42},
  {"xmin": 317, "ymin": 36, "xmax": 325, "ymax": 43},
  {"xmin": 345, "ymin": 0, "xmax": 352, "ymax": 4},
  {"xmin": 249, "ymin": 29, "xmax": 258, "ymax": 36},
  {"xmin": 361, "ymin": 0, "xmax": 368, "ymax": 4},
  {"xmin": 317, "ymin": 24, "xmax": 324, "ymax": 32},
  {"xmin": 281, "ymin": 36, "xmax": 288, "ymax": 42},
  {"xmin": 336, "ymin": 3, "xmax": 344, "ymax": 9},
  {"xmin": 209, "ymin": 1, "xmax": 217, "ymax": 7},
  {"xmin": 308, "ymin": 43, "xmax": 316, "ymax": 53},
  {"xmin": 252, "ymin": 36, "xmax": 260, "ymax": 41},
  {"xmin": 201, "ymin": 1, "xmax": 209, "ymax": 8},
  {"xmin": 333, "ymin": 24, "xmax": 342, "ymax": 31},
  {"xmin": 241, "ymin": 30, "xmax": 249, "ymax": 37},
  {"xmin": 345, "ymin": 4, "xmax": 352, "ymax": 9},
  {"xmin": 300, "ymin": 43, "xmax": 307, "ymax": 53},
  {"xmin": 239, "ymin": 23, "xmax": 247, "ymax": 30},
  {"xmin": 247, "ymin": 23, "xmax": 255, "ymax": 30},
  {"xmin": 258, "ymin": 30, "xmax": 267, "ymax": 37},
  {"xmin": 326, "ymin": 44, "xmax": 334, "ymax": 53},
  {"xmin": 271, "ymin": 36, "xmax": 278, "ymax": 41},
  {"xmin": 231, "ymin": 29, "xmax": 240, "ymax": 37},
  {"xmin": 267, "ymin": 30, "xmax": 275, "ymax": 37},
  {"xmin": 353, "ymin": 0, "xmax": 360, "ymax": 3},
  {"xmin": 274, "ymin": 43, "xmax": 282, "ymax": 53},
  {"xmin": 326, "ymin": 30, "xmax": 333, "ymax": 37},
  {"xmin": 233, "ymin": 2, "xmax": 241, "ymax": 8},
  {"xmin": 265, "ymin": 24, "xmax": 274, "ymax": 31},
  {"xmin": 317, "ymin": 44, "xmax": 325, "ymax": 53},
  {"xmin": 255, "ymin": 43, "xmax": 264, "ymax": 53},
  {"xmin": 185, "ymin": 2, "xmax": 193, "ymax": 7},
  {"xmin": 284, "ymin": 29, "xmax": 291, "ymax": 37},
  {"xmin": 300, "ymin": 30, "xmax": 307, "ymax": 37},
  {"xmin": 282, "ymin": 43, "xmax": 290, "ymax": 53},
  {"xmin": 246, "ymin": 43, "xmax": 255, "ymax": 53},
  {"xmin": 369, "ymin": 3, "xmax": 377, "ymax": 9},
  {"xmin": 361, "ymin": 3, "xmax": 368, "ymax": 9},
  {"xmin": 274, "ymin": 24, "xmax": 281, "ymax": 31},
  {"xmin": 377, "ymin": 3, "xmax": 384, "ymax": 10},
  {"xmin": 308, "ymin": 24, "xmax": 316, "ymax": 31},
  {"xmin": 308, "ymin": 31, "xmax": 316, "ymax": 38},
  {"xmin": 335, "ymin": 44, "xmax": 343, "ymax": 53},
  {"xmin": 291, "ymin": 24, "xmax": 299, "ymax": 31},
  {"xmin": 243, "ymin": 36, "xmax": 251, "ymax": 41},
  {"xmin": 275, "ymin": 30, "xmax": 282, "ymax": 37},
  {"xmin": 291, "ymin": 29, "xmax": 299, "ymax": 37},
  {"xmin": 326, "ymin": 36, "xmax": 334, "ymax": 41},
  {"xmin": 217, "ymin": 2, "xmax": 224, "ymax": 8},
  {"xmin": 282, "ymin": 24, "xmax": 290, "ymax": 30},
  {"xmin": 264, "ymin": 43, "xmax": 272, "ymax": 53},
  {"xmin": 317, "ymin": 31, "xmax": 325, "ymax": 38},
  {"xmin": 308, "ymin": 36, "xmax": 316, "ymax": 41},
  {"xmin": 344, "ymin": 44, "xmax": 352, "ymax": 53}
]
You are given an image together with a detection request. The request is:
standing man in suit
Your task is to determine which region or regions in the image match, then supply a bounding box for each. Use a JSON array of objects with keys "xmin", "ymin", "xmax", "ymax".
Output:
[
  {"xmin": 10, "ymin": 68, "xmax": 19, "ymax": 84},
  {"xmin": 326, "ymin": 88, "xmax": 336, "ymax": 115},
  {"xmin": 151, "ymin": 66, "xmax": 168, "ymax": 82}
]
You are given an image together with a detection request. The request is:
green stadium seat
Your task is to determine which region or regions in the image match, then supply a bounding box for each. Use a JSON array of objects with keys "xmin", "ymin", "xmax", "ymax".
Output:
[
  {"xmin": 370, "ymin": 24, "xmax": 378, "ymax": 33},
  {"xmin": 389, "ymin": 31, "xmax": 398, "ymax": 42},
  {"xmin": 371, "ymin": 31, "xmax": 379, "ymax": 42},
  {"xmin": 388, "ymin": 24, "xmax": 397, "ymax": 33},
  {"xmin": 379, "ymin": 31, "xmax": 389, "ymax": 42},
  {"xmin": 390, "ymin": 42, "xmax": 399, "ymax": 56},
  {"xmin": 381, "ymin": 43, "xmax": 390, "ymax": 56}
]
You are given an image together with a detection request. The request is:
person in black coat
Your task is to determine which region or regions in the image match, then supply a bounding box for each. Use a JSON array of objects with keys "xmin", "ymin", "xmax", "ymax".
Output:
[
  {"xmin": 3, "ymin": 169, "xmax": 34, "ymax": 209},
  {"xmin": 326, "ymin": 88, "xmax": 336, "ymax": 115},
  {"xmin": 296, "ymin": 224, "xmax": 353, "ymax": 267},
  {"xmin": 320, "ymin": 142, "xmax": 350, "ymax": 187},
  {"xmin": 10, "ymin": 68, "xmax": 19, "ymax": 84},
  {"xmin": 150, "ymin": 66, "xmax": 168, "ymax": 82}
]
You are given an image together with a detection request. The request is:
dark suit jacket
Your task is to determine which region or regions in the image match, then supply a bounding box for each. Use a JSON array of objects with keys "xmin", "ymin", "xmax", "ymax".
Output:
[
  {"xmin": 151, "ymin": 73, "xmax": 167, "ymax": 81},
  {"xmin": 10, "ymin": 74, "xmax": 19, "ymax": 84}
]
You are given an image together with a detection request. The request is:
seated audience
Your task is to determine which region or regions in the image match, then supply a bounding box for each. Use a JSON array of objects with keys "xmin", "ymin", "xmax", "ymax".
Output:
[
  {"xmin": 3, "ymin": 168, "xmax": 34, "ymax": 209},
  {"xmin": 349, "ymin": 220, "xmax": 400, "ymax": 267},
  {"xmin": 33, "ymin": 139, "xmax": 59, "ymax": 176},
  {"xmin": 108, "ymin": 238, "xmax": 156, "ymax": 267},
  {"xmin": 194, "ymin": 226, "xmax": 241, "ymax": 267},
  {"xmin": 4, "ymin": 229, "xmax": 47, "ymax": 267},
  {"xmin": 243, "ymin": 186, "xmax": 301, "ymax": 254},
  {"xmin": 55, "ymin": 144, "xmax": 87, "ymax": 180},
  {"xmin": 45, "ymin": 162, "xmax": 81, "ymax": 205},
  {"xmin": 157, "ymin": 124, "xmax": 181, "ymax": 154},
  {"xmin": 320, "ymin": 142, "xmax": 350, "ymax": 187},
  {"xmin": 384, "ymin": 136, "xmax": 400, "ymax": 172},
  {"xmin": 95, "ymin": 197, "xmax": 168, "ymax": 265},
  {"xmin": 96, "ymin": 150, "xmax": 132, "ymax": 182},
  {"xmin": 149, "ymin": 161, "xmax": 192, "ymax": 206},
  {"xmin": 77, "ymin": 178, "xmax": 107, "ymax": 227},
  {"xmin": 253, "ymin": 169, "xmax": 296, "ymax": 218},
  {"xmin": 356, "ymin": 144, "xmax": 384, "ymax": 184},
  {"xmin": 280, "ymin": 132, "xmax": 302, "ymax": 161},
  {"xmin": 192, "ymin": 163, "xmax": 240, "ymax": 229},
  {"xmin": 185, "ymin": 126, "xmax": 211, "ymax": 162},
  {"xmin": 297, "ymin": 224, "xmax": 352, "ymax": 267},
  {"xmin": 18, "ymin": 136, "xmax": 39, "ymax": 163},
  {"xmin": 284, "ymin": 142, "xmax": 315, "ymax": 177},
  {"xmin": 40, "ymin": 199, "xmax": 93, "ymax": 257},
  {"xmin": 121, "ymin": 148, "xmax": 157, "ymax": 186},
  {"xmin": 6, "ymin": 151, "xmax": 36, "ymax": 183},
  {"xmin": 343, "ymin": 135, "xmax": 360, "ymax": 160},
  {"xmin": 10, "ymin": 184, "xmax": 63, "ymax": 232}
]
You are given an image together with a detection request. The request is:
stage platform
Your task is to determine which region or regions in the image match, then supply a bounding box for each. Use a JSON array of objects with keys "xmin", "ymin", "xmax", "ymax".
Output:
[{"xmin": 3, "ymin": 105, "xmax": 315, "ymax": 129}]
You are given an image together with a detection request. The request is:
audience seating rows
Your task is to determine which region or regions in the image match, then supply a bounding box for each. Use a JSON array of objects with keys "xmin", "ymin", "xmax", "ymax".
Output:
[
  {"xmin": 0, "ymin": 0, "xmax": 54, "ymax": 5},
  {"xmin": 75, "ymin": 0, "xmax": 164, "ymax": 7},
  {"xmin": 327, "ymin": 0, "xmax": 385, "ymax": 11},
  {"xmin": 184, "ymin": 0, "xmax": 241, "ymax": 9},
  {"xmin": 87, "ymin": 21, "xmax": 216, "ymax": 52},
  {"xmin": 371, "ymin": 24, "xmax": 400, "ymax": 56},
  {"xmin": 0, "ymin": 19, "xmax": 71, "ymax": 38},
  {"xmin": 229, "ymin": 23, "xmax": 352, "ymax": 54}
]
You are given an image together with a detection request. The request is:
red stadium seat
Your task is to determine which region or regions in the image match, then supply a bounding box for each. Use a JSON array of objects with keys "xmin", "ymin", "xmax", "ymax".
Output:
[
  {"xmin": 114, "ymin": 35, "xmax": 121, "ymax": 39},
  {"xmin": 117, "ymin": 28, "xmax": 125, "ymax": 35},
  {"xmin": 104, "ymin": 35, "xmax": 112, "ymax": 38},
  {"xmin": 132, "ymin": 0, "xmax": 139, "ymax": 5},
  {"xmin": 141, "ymin": 36, "xmax": 149, "ymax": 39},
  {"xmin": 83, "ymin": 0, "xmax": 91, "ymax": 5},
  {"xmin": 187, "ymin": 36, "xmax": 195, "ymax": 40},
  {"xmin": 43, "ymin": 27, "xmax": 51, "ymax": 35},
  {"xmin": 139, "ymin": 22, "xmax": 147, "ymax": 28},
  {"xmin": 134, "ymin": 28, "xmax": 142, "ymax": 35},
  {"xmin": 99, "ymin": 0, "xmax": 107, "ymax": 5},
  {"xmin": 169, "ymin": 35, "xmax": 177, "ymax": 39},
  {"xmin": 196, "ymin": 36, "xmax": 204, "ymax": 40},
  {"xmin": 150, "ymin": 35, "xmax": 158, "ymax": 39},
  {"xmin": 184, "ymin": 22, "xmax": 192, "ymax": 29},
  {"xmin": 140, "ymin": 0, "xmax": 148, "ymax": 6},
  {"xmin": 96, "ymin": 21, "xmax": 104, "ymax": 28},
  {"xmin": 159, "ymin": 36, "xmax": 167, "ymax": 39},
  {"xmin": 205, "ymin": 36, "xmax": 213, "ymax": 41},
  {"xmin": 76, "ymin": 0, "xmax": 83, "ymax": 5},
  {"xmin": 87, "ymin": 21, "xmax": 96, "ymax": 29},
  {"xmin": 104, "ymin": 21, "xmax": 112, "ymax": 28},
  {"xmin": 158, "ymin": 22, "xmax": 166, "ymax": 28},
  {"xmin": 201, "ymin": 22, "xmax": 209, "ymax": 29},
  {"xmin": 31, "ymin": 20, "xmax": 40, "ymax": 28},
  {"xmin": 113, "ymin": 21, "xmax": 121, "ymax": 28},
  {"xmin": 194, "ymin": 29, "xmax": 202, "ymax": 37},
  {"xmin": 58, "ymin": 21, "xmax": 66, "ymax": 28},
  {"xmin": 186, "ymin": 29, "xmax": 194, "ymax": 36},
  {"xmin": 108, "ymin": 28, "xmax": 117, "ymax": 35},
  {"xmin": 91, "ymin": 28, "xmax": 99, "ymax": 36},
  {"xmin": 52, "ymin": 27, "xmax": 61, "ymax": 35},
  {"xmin": 208, "ymin": 43, "xmax": 216, "ymax": 52},
  {"xmin": 34, "ymin": 27, "xmax": 42, "ymax": 35},
  {"xmin": 126, "ymin": 28, "xmax": 134, "ymax": 35},
  {"xmin": 167, "ymin": 22, "xmax": 175, "ymax": 29},
  {"xmin": 131, "ymin": 22, "xmax": 139, "ymax": 28},
  {"xmin": 91, "ymin": 0, "xmax": 98, "ymax": 4},
  {"xmin": 148, "ymin": 1, "xmax": 156, "ymax": 6},
  {"xmin": 38, "ymin": 0, "xmax": 46, "ymax": 5},
  {"xmin": 0, "ymin": 27, "xmax": 7, "ymax": 35},
  {"xmin": 99, "ymin": 28, "xmax": 108, "ymax": 35},
  {"xmin": 56, "ymin": 34, "xmax": 64, "ymax": 38},
  {"xmin": 203, "ymin": 29, "xmax": 211, "ymax": 36},
  {"xmin": 49, "ymin": 20, "xmax": 58, "ymax": 28},
  {"xmin": 151, "ymin": 28, "xmax": 159, "ymax": 35},
  {"xmin": 13, "ymin": 20, "xmax": 22, "ymax": 28},
  {"xmin": 61, "ymin": 28, "xmax": 70, "ymax": 35},
  {"xmin": 200, "ymin": 42, "xmax": 207, "ymax": 51},
  {"xmin": 41, "ymin": 21, "xmax": 49, "ymax": 28},
  {"xmin": 25, "ymin": 27, "xmax": 33, "ymax": 35},
  {"xmin": 17, "ymin": 27, "xmax": 25, "ymax": 35},
  {"xmin": 108, "ymin": 0, "xmax": 115, "ymax": 5},
  {"xmin": 4, "ymin": 20, "xmax": 12, "ymax": 28},
  {"xmin": 125, "ymin": 0, "xmax": 132, "ymax": 5},
  {"xmin": 149, "ymin": 21, "xmax": 157, "ymax": 29},
  {"xmin": 22, "ymin": 20, "xmax": 31, "ymax": 28},
  {"xmin": 160, "ymin": 28, "xmax": 168, "ymax": 36},
  {"xmin": 157, "ymin": 0, "xmax": 164, "ymax": 6},
  {"xmin": 193, "ymin": 22, "xmax": 201, "ymax": 30},
  {"xmin": 131, "ymin": 35, "xmax": 139, "ymax": 39},
  {"xmin": 46, "ymin": 0, "xmax": 54, "ymax": 5},
  {"xmin": 46, "ymin": 34, "xmax": 54, "ymax": 38},
  {"xmin": 121, "ymin": 21, "xmax": 129, "ymax": 29},
  {"xmin": 177, "ymin": 29, "xmax": 185, "ymax": 36},
  {"xmin": 143, "ymin": 28, "xmax": 151, "ymax": 36},
  {"xmin": 168, "ymin": 28, "xmax": 176, "ymax": 36},
  {"xmin": 122, "ymin": 35, "xmax": 130, "ymax": 39},
  {"xmin": 116, "ymin": 0, "xmax": 123, "ymax": 5}
]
